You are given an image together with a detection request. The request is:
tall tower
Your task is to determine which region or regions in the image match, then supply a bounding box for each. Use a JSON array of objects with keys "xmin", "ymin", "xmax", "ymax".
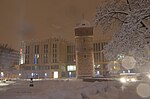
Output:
[{"xmin": 75, "ymin": 19, "xmax": 94, "ymax": 78}]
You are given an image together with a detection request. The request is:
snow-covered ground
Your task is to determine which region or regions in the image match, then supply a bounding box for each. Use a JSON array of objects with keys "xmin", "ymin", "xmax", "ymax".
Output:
[{"xmin": 0, "ymin": 79, "xmax": 149, "ymax": 99}]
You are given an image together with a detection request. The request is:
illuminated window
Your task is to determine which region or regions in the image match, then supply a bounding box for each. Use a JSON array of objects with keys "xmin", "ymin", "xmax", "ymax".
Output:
[
  {"xmin": 54, "ymin": 71, "xmax": 58, "ymax": 78},
  {"xmin": 67, "ymin": 65, "xmax": 76, "ymax": 71},
  {"xmin": 34, "ymin": 45, "xmax": 40, "ymax": 64},
  {"xmin": 45, "ymin": 73, "xmax": 47, "ymax": 77}
]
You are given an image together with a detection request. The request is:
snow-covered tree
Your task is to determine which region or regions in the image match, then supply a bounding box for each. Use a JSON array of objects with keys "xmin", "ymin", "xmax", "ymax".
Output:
[{"xmin": 95, "ymin": 0, "xmax": 150, "ymax": 70}]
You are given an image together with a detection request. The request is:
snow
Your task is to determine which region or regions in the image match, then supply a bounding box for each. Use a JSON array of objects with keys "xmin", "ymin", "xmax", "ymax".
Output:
[
  {"xmin": 75, "ymin": 19, "xmax": 93, "ymax": 28},
  {"xmin": 95, "ymin": 0, "xmax": 150, "ymax": 72},
  {"xmin": 136, "ymin": 83, "xmax": 150, "ymax": 98},
  {"xmin": 0, "ymin": 80, "xmax": 15, "ymax": 86},
  {"xmin": 0, "ymin": 79, "xmax": 149, "ymax": 99}
]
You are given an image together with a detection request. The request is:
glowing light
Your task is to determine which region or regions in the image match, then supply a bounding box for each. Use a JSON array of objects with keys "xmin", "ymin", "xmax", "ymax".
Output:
[
  {"xmin": 67, "ymin": 65, "xmax": 76, "ymax": 71},
  {"xmin": 54, "ymin": 71, "xmax": 58, "ymax": 78},
  {"xmin": 148, "ymin": 75, "xmax": 150, "ymax": 79},
  {"xmin": 37, "ymin": 54, "xmax": 39, "ymax": 58},
  {"xmin": 107, "ymin": 61, "xmax": 115, "ymax": 71},
  {"xmin": 114, "ymin": 66, "xmax": 116, "ymax": 69},
  {"xmin": 126, "ymin": 78, "xmax": 129, "ymax": 81},
  {"xmin": 114, "ymin": 61, "xmax": 117, "ymax": 64},
  {"xmin": 20, "ymin": 57, "xmax": 24, "ymax": 64},
  {"xmin": 31, "ymin": 73, "xmax": 34, "ymax": 76},
  {"xmin": 137, "ymin": 83, "xmax": 150, "ymax": 98},
  {"xmin": 1, "ymin": 72, "xmax": 4, "ymax": 77},
  {"xmin": 19, "ymin": 73, "xmax": 21, "ymax": 76},
  {"xmin": 69, "ymin": 72, "xmax": 71, "ymax": 77},
  {"xmin": 45, "ymin": 73, "xmax": 47, "ymax": 77},
  {"xmin": 120, "ymin": 77, "xmax": 126, "ymax": 83},
  {"xmin": 97, "ymin": 71, "xmax": 100, "ymax": 75},
  {"xmin": 131, "ymin": 78, "xmax": 136, "ymax": 82},
  {"xmin": 128, "ymin": 70, "xmax": 130, "ymax": 73}
]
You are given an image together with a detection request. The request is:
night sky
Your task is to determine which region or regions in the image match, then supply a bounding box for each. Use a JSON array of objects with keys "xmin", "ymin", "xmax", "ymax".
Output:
[{"xmin": 0, "ymin": 0, "xmax": 112, "ymax": 49}]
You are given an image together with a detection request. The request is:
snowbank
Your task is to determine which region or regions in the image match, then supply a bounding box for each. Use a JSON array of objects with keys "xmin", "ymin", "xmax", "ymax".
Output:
[{"xmin": 0, "ymin": 79, "xmax": 149, "ymax": 99}]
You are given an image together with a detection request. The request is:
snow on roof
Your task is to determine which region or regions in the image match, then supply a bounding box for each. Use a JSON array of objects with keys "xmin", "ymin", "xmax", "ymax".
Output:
[{"xmin": 75, "ymin": 19, "xmax": 93, "ymax": 28}]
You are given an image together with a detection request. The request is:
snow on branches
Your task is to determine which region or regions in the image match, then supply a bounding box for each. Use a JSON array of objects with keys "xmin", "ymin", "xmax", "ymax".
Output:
[{"xmin": 95, "ymin": 0, "xmax": 150, "ymax": 68}]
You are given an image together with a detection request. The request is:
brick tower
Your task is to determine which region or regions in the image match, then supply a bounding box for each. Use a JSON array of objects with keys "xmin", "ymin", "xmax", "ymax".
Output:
[{"xmin": 75, "ymin": 19, "xmax": 94, "ymax": 78}]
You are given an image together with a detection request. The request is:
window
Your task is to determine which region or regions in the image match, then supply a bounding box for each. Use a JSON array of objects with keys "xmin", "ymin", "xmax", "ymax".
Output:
[
  {"xmin": 84, "ymin": 55, "xmax": 86, "ymax": 58},
  {"xmin": 34, "ymin": 45, "xmax": 39, "ymax": 54},
  {"xmin": 53, "ymin": 44, "xmax": 57, "ymax": 48},
  {"xmin": 83, "ymin": 38, "xmax": 86, "ymax": 42},
  {"xmin": 93, "ymin": 43, "xmax": 96, "ymax": 51},
  {"xmin": 44, "ymin": 44, "xmax": 48, "ymax": 64},
  {"xmin": 44, "ymin": 54, "xmax": 48, "ymax": 63},
  {"xmin": 51, "ymin": 65, "xmax": 59, "ymax": 69},
  {"xmin": 25, "ymin": 46, "xmax": 30, "ymax": 64},
  {"xmin": 52, "ymin": 43, "xmax": 57, "ymax": 63},
  {"xmin": 44, "ymin": 44, "xmax": 48, "ymax": 53},
  {"xmin": 32, "ymin": 66, "xmax": 35, "ymax": 70},
  {"xmin": 34, "ymin": 45, "xmax": 40, "ymax": 64},
  {"xmin": 98, "ymin": 43, "xmax": 100, "ymax": 51},
  {"xmin": 25, "ymin": 46, "xmax": 30, "ymax": 54},
  {"xmin": 25, "ymin": 55, "xmax": 29, "ymax": 64},
  {"xmin": 67, "ymin": 65, "xmax": 76, "ymax": 71}
]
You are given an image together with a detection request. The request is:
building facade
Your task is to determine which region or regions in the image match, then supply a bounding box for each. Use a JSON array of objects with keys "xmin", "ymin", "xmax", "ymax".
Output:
[
  {"xmin": 93, "ymin": 41, "xmax": 109, "ymax": 76},
  {"xmin": 66, "ymin": 43, "xmax": 76, "ymax": 78},
  {"xmin": 19, "ymin": 20, "xmax": 112, "ymax": 79},
  {"xmin": 20, "ymin": 38, "xmax": 110, "ymax": 79},
  {"xmin": 20, "ymin": 38, "xmax": 67, "ymax": 79},
  {"xmin": 0, "ymin": 45, "xmax": 20, "ymax": 79}
]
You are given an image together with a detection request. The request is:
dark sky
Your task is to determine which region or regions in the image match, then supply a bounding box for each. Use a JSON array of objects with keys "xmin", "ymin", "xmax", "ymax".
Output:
[{"xmin": 0, "ymin": 0, "xmax": 111, "ymax": 49}]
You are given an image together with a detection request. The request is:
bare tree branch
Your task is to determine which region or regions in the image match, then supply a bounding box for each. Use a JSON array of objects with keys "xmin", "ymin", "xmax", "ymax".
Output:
[
  {"xmin": 95, "ymin": 0, "xmax": 150, "ymax": 69},
  {"xmin": 127, "ymin": 0, "xmax": 132, "ymax": 11},
  {"xmin": 111, "ymin": 16, "xmax": 128, "ymax": 23}
]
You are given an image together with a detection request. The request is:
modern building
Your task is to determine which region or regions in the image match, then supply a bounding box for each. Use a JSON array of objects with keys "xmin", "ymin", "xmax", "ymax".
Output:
[
  {"xmin": 0, "ymin": 44, "xmax": 20, "ymax": 79},
  {"xmin": 20, "ymin": 37, "xmax": 111, "ymax": 79},
  {"xmin": 66, "ymin": 43, "xmax": 76, "ymax": 78},
  {"xmin": 20, "ymin": 38, "xmax": 67, "ymax": 79},
  {"xmin": 93, "ymin": 41, "xmax": 109, "ymax": 76}
]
